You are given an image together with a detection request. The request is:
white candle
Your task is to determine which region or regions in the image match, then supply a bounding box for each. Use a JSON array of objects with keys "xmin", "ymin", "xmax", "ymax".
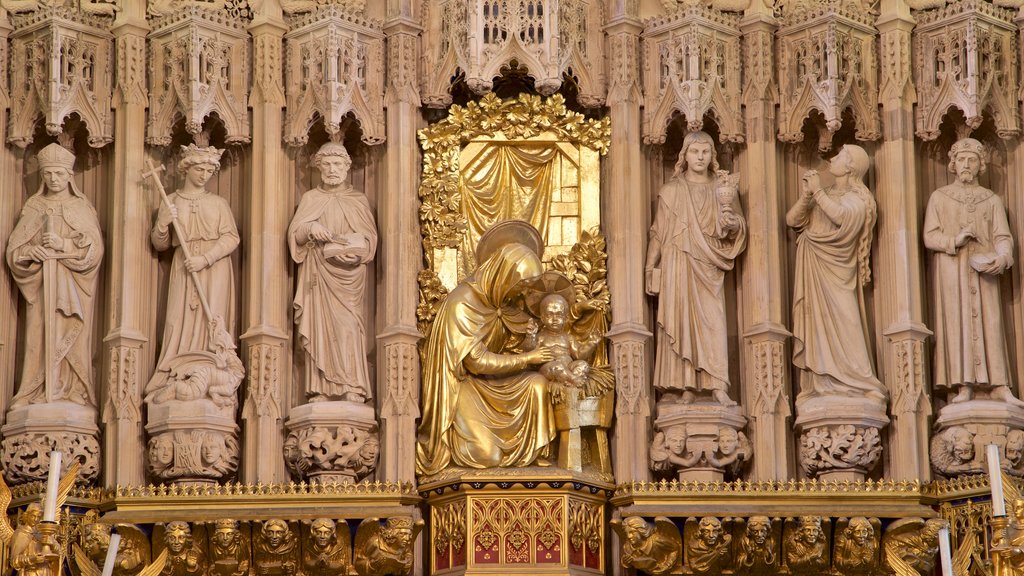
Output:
[
  {"xmin": 100, "ymin": 533, "xmax": 121, "ymax": 576},
  {"xmin": 989, "ymin": 444, "xmax": 1007, "ymax": 517},
  {"xmin": 938, "ymin": 525, "xmax": 954, "ymax": 576},
  {"xmin": 42, "ymin": 451, "xmax": 61, "ymax": 523}
]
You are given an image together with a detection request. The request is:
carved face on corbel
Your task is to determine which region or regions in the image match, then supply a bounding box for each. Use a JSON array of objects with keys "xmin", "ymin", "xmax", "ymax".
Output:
[
  {"xmin": 1007, "ymin": 431, "xmax": 1024, "ymax": 467},
  {"xmin": 747, "ymin": 517, "xmax": 771, "ymax": 546},
  {"xmin": 664, "ymin": 427, "xmax": 687, "ymax": 456},
  {"xmin": 949, "ymin": 429, "xmax": 974, "ymax": 463},
  {"xmin": 622, "ymin": 517, "xmax": 653, "ymax": 548},
  {"xmin": 165, "ymin": 522, "xmax": 192, "ymax": 554},
  {"xmin": 698, "ymin": 517, "xmax": 724, "ymax": 546},
  {"xmin": 263, "ymin": 520, "xmax": 289, "ymax": 549},
  {"xmin": 797, "ymin": 517, "xmax": 823, "ymax": 544},
  {"xmin": 311, "ymin": 519, "xmax": 335, "ymax": 548},
  {"xmin": 717, "ymin": 428, "xmax": 739, "ymax": 456},
  {"xmin": 847, "ymin": 517, "xmax": 873, "ymax": 546}
]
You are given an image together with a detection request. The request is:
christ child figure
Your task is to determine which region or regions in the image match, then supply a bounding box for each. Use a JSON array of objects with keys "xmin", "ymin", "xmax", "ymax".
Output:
[{"xmin": 524, "ymin": 294, "xmax": 600, "ymax": 398}]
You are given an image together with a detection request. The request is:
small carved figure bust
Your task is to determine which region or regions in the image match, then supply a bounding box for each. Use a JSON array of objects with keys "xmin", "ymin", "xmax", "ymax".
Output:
[
  {"xmin": 354, "ymin": 517, "xmax": 423, "ymax": 576},
  {"xmin": 10, "ymin": 503, "xmax": 57, "ymax": 576},
  {"xmin": 161, "ymin": 521, "xmax": 205, "ymax": 576},
  {"xmin": 737, "ymin": 516, "xmax": 776, "ymax": 576},
  {"xmin": 687, "ymin": 517, "xmax": 732, "ymax": 575},
  {"xmin": 254, "ymin": 519, "xmax": 298, "ymax": 576},
  {"xmin": 611, "ymin": 516, "xmax": 682, "ymax": 576},
  {"xmin": 209, "ymin": 520, "xmax": 248, "ymax": 576},
  {"xmin": 1008, "ymin": 431, "xmax": 1024, "ymax": 471},
  {"xmin": 302, "ymin": 519, "xmax": 350, "ymax": 576},
  {"xmin": 930, "ymin": 426, "xmax": 980, "ymax": 477},
  {"xmin": 785, "ymin": 516, "xmax": 828, "ymax": 576},
  {"xmin": 650, "ymin": 426, "xmax": 700, "ymax": 472},
  {"xmin": 834, "ymin": 517, "xmax": 879, "ymax": 576}
]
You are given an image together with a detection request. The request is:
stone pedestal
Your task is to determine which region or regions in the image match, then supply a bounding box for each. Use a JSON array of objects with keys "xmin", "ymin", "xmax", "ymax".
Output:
[
  {"xmin": 552, "ymin": 392, "xmax": 613, "ymax": 479},
  {"xmin": 1, "ymin": 402, "xmax": 100, "ymax": 483},
  {"xmin": 422, "ymin": 471, "xmax": 610, "ymax": 576},
  {"xmin": 145, "ymin": 400, "xmax": 239, "ymax": 485},
  {"xmin": 652, "ymin": 402, "xmax": 749, "ymax": 482},
  {"xmin": 931, "ymin": 400, "xmax": 1024, "ymax": 477},
  {"xmin": 284, "ymin": 401, "xmax": 378, "ymax": 484},
  {"xmin": 795, "ymin": 396, "xmax": 889, "ymax": 481}
]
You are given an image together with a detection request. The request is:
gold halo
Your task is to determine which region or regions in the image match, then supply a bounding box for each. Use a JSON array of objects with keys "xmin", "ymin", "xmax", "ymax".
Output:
[{"xmin": 475, "ymin": 220, "xmax": 543, "ymax": 265}]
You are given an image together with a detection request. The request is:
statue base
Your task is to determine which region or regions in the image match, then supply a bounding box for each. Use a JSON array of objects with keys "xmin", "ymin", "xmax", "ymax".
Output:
[
  {"xmin": 654, "ymin": 401, "xmax": 747, "ymax": 482},
  {"xmin": 795, "ymin": 396, "xmax": 889, "ymax": 481},
  {"xmin": 932, "ymin": 400, "xmax": 1024, "ymax": 477},
  {"xmin": 284, "ymin": 401, "xmax": 378, "ymax": 484},
  {"xmin": 421, "ymin": 469, "xmax": 611, "ymax": 576},
  {"xmin": 1, "ymin": 402, "xmax": 100, "ymax": 483},
  {"xmin": 145, "ymin": 400, "xmax": 239, "ymax": 485}
]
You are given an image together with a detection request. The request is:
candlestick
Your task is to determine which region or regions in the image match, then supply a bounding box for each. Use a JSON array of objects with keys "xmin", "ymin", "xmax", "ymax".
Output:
[
  {"xmin": 989, "ymin": 444, "xmax": 1007, "ymax": 517},
  {"xmin": 100, "ymin": 533, "xmax": 121, "ymax": 576},
  {"xmin": 42, "ymin": 451, "xmax": 61, "ymax": 523},
  {"xmin": 938, "ymin": 525, "xmax": 954, "ymax": 576}
]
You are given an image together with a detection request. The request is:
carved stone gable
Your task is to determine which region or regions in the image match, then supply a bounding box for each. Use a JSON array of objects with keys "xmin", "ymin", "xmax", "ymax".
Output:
[
  {"xmin": 422, "ymin": 0, "xmax": 605, "ymax": 108},
  {"xmin": 8, "ymin": 7, "xmax": 114, "ymax": 148},
  {"xmin": 283, "ymin": 5, "xmax": 385, "ymax": 146},
  {"xmin": 146, "ymin": 6, "xmax": 251, "ymax": 145},
  {"xmin": 776, "ymin": 0, "xmax": 881, "ymax": 149},
  {"xmin": 641, "ymin": 5, "xmax": 743, "ymax": 144},
  {"xmin": 913, "ymin": 0, "xmax": 1019, "ymax": 140}
]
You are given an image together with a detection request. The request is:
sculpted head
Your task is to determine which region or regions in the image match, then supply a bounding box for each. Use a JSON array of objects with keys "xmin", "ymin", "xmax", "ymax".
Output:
[
  {"xmin": 622, "ymin": 516, "xmax": 653, "ymax": 547},
  {"xmin": 202, "ymin": 435, "xmax": 225, "ymax": 466},
  {"xmin": 948, "ymin": 138, "xmax": 986, "ymax": 183},
  {"xmin": 21, "ymin": 502, "xmax": 41, "ymax": 527},
  {"xmin": 177, "ymin": 144, "xmax": 223, "ymax": 189},
  {"xmin": 539, "ymin": 294, "xmax": 569, "ymax": 333},
  {"xmin": 948, "ymin": 427, "xmax": 974, "ymax": 463},
  {"xmin": 82, "ymin": 522, "xmax": 111, "ymax": 556},
  {"xmin": 149, "ymin": 435, "xmax": 174, "ymax": 469},
  {"xmin": 382, "ymin": 517, "xmax": 414, "ymax": 551},
  {"xmin": 262, "ymin": 519, "xmax": 290, "ymax": 549},
  {"xmin": 37, "ymin": 143, "xmax": 76, "ymax": 195},
  {"xmin": 718, "ymin": 428, "xmax": 739, "ymax": 456},
  {"xmin": 310, "ymin": 518, "xmax": 336, "ymax": 548},
  {"xmin": 829, "ymin": 145, "xmax": 870, "ymax": 181},
  {"xmin": 664, "ymin": 426, "xmax": 687, "ymax": 456},
  {"xmin": 1013, "ymin": 498, "xmax": 1024, "ymax": 523},
  {"xmin": 213, "ymin": 519, "xmax": 240, "ymax": 549},
  {"xmin": 165, "ymin": 521, "xmax": 192, "ymax": 554},
  {"xmin": 674, "ymin": 131, "xmax": 719, "ymax": 178},
  {"xmin": 746, "ymin": 516, "xmax": 771, "ymax": 546},
  {"xmin": 796, "ymin": 516, "xmax": 823, "ymax": 544},
  {"xmin": 1008, "ymin": 431, "xmax": 1024, "ymax": 467},
  {"xmin": 846, "ymin": 517, "xmax": 873, "ymax": 547},
  {"xmin": 313, "ymin": 142, "xmax": 352, "ymax": 187},
  {"xmin": 698, "ymin": 517, "xmax": 724, "ymax": 546}
]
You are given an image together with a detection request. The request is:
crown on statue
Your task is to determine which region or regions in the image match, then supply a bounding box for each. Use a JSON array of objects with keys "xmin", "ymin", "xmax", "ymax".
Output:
[
  {"xmin": 385, "ymin": 517, "xmax": 413, "ymax": 530},
  {"xmin": 36, "ymin": 143, "xmax": 75, "ymax": 171},
  {"xmin": 180, "ymin": 144, "xmax": 224, "ymax": 167},
  {"xmin": 950, "ymin": 137, "xmax": 986, "ymax": 160}
]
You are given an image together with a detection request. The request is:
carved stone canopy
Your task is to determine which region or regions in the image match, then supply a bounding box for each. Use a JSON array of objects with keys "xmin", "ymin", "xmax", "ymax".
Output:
[
  {"xmin": 641, "ymin": 5, "xmax": 744, "ymax": 144},
  {"xmin": 8, "ymin": 7, "xmax": 114, "ymax": 148},
  {"xmin": 146, "ymin": 5, "xmax": 251, "ymax": 146},
  {"xmin": 912, "ymin": 0, "xmax": 1019, "ymax": 140},
  {"xmin": 421, "ymin": 0, "xmax": 606, "ymax": 109},
  {"xmin": 283, "ymin": 5, "xmax": 385, "ymax": 146}
]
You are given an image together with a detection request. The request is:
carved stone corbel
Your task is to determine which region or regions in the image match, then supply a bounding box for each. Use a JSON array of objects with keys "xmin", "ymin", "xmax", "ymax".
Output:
[
  {"xmin": 421, "ymin": 0, "xmax": 605, "ymax": 108},
  {"xmin": 283, "ymin": 5, "xmax": 385, "ymax": 146},
  {"xmin": 641, "ymin": 5, "xmax": 744, "ymax": 144},
  {"xmin": 8, "ymin": 7, "xmax": 114, "ymax": 148},
  {"xmin": 912, "ymin": 0, "xmax": 1019, "ymax": 140},
  {"xmin": 146, "ymin": 5, "xmax": 251, "ymax": 145},
  {"xmin": 776, "ymin": 0, "xmax": 880, "ymax": 150}
]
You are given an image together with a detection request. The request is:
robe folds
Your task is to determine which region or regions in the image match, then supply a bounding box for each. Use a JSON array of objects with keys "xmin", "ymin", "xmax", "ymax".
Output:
[
  {"xmin": 649, "ymin": 177, "xmax": 746, "ymax": 395},
  {"xmin": 147, "ymin": 191, "xmax": 240, "ymax": 398},
  {"xmin": 924, "ymin": 185, "xmax": 1013, "ymax": 389},
  {"xmin": 6, "ymin": 193, "xmax": 103, "ymax": 408},
  {"xmin": 416, "ymin": 243, "xmax": 554, "ymax": 476},
  {"xmin": 289, "ymin": 185, "xmax": 377, "ymax": 401},
  {"xmin": 789, "ymin": 187, "xmax": 886, "ymax": 401}
]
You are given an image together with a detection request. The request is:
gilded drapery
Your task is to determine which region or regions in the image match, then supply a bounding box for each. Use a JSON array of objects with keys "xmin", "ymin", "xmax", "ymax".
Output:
[{"xmin": 458, "ymin": 143, "xmax": 558, "ymax": 276}]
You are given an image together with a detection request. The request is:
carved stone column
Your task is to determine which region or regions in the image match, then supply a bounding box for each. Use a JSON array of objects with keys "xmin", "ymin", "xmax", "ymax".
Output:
[
  {"xmin": 0, "ymin": 10, "xmax": 17, "ymax": 414},
  {"xmin": 240, "ymin": 6, "xmax": 289, "ymax": 484},
  {"xmin": 605, "ymin": 16, "xmax": 652, "ymax": 483},
  {"xmin": 378, "ymin": 14, "xmax": 422, "ymax": 484},
  {"xmin": 101, "ymin": 5, "xmax": 152, "ymax": 487},
  {"xmin": 876, "ymin": 0, "xmax": 931, "ymax": 481},
  {"xmin": 738, "ymin": 8, "xmax": 793, "ymax": 481}
]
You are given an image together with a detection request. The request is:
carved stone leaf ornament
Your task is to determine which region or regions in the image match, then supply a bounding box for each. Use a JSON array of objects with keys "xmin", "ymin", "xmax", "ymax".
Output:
[
  {"xmin": 283, "ymin": 4, "xmax": 385, "ymax": 145},
  {"xmin": 421, "ymin": 0, "xmax": 605, "ymax": 108},
  {"xmin": 776, "ymin": 0, "xmax": 881, "ymax": 150},
  {"xmin": 8, "ymin": 7, "xmax": 115, "ymax": 147},
  {"xmin": 146, "ymin": 5, "xmax": 251, "ymax": 145},
  {"xmin": 641, "ymin": 5, "xmax": 744, "ymax": 144}
]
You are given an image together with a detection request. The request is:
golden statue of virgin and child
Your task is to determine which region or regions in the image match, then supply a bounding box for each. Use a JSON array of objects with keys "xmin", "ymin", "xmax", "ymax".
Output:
[{"xmin": 415, "ymin": 220, "xmax": 613, "ymax": 478}]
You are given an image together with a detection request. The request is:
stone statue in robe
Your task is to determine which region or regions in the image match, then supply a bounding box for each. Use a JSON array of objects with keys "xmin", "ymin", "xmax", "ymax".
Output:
[
  {"xmin": 645, "ymin": 131, "xmax": 746, "ymax": 406},
  {"xmin": 924, "ymin": 137, "xmax": 1022, "ymax": 406},
  {"xmin": 6, "ymin": 143, "xmax": 103, "ymax": 408},
  {"xmin": 415, "ymin": 220, "xmax": 560, "ymax": 476},
  {"xmin": 289, "ymin": 142, "xmax": 377, "ymax": 404},
  {"xmin": 146, "ymin": 145, "xmax": 242, "ymax": 410},
  {"xmin": 787, "ymin": 144, "xmax": 887, "ymax": 404}
]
